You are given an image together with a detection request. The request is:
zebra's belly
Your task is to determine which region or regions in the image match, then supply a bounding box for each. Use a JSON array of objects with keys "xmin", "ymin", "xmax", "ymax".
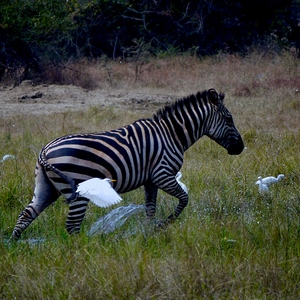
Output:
[{"xmin": 46, "ymin": 160, "xmax": 149, "ymax": 196}]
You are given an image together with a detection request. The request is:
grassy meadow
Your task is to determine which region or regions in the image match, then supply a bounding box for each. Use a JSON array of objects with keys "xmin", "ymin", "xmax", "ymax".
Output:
[{"xmin": 1, "ymin": 52, "xmax": 300, "ymax": 299}]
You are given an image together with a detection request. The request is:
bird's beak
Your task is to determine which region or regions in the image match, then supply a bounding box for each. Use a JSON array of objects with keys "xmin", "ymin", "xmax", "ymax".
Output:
[{"xmin": 110, "ymin": 179, "xmax": 116, "ymax": 182}]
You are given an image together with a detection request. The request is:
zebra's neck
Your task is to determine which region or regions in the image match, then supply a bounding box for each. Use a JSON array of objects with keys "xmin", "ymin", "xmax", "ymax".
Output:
[{"xmin": 153, "ymin": 93, "xmax": 209, "ymax": 151}]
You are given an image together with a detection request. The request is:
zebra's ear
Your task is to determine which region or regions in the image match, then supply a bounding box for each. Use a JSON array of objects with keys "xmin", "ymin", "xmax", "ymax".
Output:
[{"xmin": 207, "ymin": 88, "xmax": 219, "ymax": 105}]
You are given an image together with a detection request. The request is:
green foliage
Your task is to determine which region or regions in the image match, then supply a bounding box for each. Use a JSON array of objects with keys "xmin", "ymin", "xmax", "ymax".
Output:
[
  {"xmin": 1, "ymin": 0, "xmax": 76, "ymax": 48},
  {"xmin": 1, "ymin": 0, "xmax": 300, "ymax": 87},
  {"xmin": 1, "ymin": 0, "xmax": 300, "ymax": 81}
]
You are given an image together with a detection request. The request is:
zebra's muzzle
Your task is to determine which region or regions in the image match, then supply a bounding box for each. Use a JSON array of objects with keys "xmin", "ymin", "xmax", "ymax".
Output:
[{"xmin": 227, "ymin": 137, "xmax": 244, "ymax": 155}]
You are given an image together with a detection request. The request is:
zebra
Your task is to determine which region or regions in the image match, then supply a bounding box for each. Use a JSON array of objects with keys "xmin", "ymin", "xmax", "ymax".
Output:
[{"xmin": 11, "ymin": 88, "xmax": 244, "ymax": 239}]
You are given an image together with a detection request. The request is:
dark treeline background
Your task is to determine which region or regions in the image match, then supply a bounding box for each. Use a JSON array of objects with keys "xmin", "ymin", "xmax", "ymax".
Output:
[{"xmin": 1, "ymin": 0, "xmax": 300, "ymax": 83}]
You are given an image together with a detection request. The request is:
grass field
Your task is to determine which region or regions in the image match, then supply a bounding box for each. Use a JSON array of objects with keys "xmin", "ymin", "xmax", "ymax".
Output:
[{"xmin": 1, "ymin": 52, "xmax": 300, "ymax": 299}]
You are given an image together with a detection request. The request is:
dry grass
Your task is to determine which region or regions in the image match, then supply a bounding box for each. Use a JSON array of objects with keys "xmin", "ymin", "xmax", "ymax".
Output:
[
  {"xmin": 44, "ymin": 51, "xmax": 300, "ymax": 92},
  {"xmin": 1, "ymin": 51, "xmax": 300, "ymax": 299}
]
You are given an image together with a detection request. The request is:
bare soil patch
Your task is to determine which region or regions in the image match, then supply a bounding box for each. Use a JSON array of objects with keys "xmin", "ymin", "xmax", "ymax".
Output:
[{"xmin": 0, "ymin": 81, "xmax": 177, "ymax": 118}]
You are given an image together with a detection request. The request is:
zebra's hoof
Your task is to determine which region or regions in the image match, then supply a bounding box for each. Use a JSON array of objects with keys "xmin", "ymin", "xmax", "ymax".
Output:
[
  {"xmin": 154, "ymin": 219, "xmax": 171, "ymax": 229},
  {"xmin": 10, "ymin": 232, "xmax": 21, "ymax": 241}
]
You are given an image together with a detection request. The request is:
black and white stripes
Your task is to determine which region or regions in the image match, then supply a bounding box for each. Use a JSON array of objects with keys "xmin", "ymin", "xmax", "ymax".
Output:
[{"xmin": 11, "ymin": 88, "xmax": 244, "ymax": 239}]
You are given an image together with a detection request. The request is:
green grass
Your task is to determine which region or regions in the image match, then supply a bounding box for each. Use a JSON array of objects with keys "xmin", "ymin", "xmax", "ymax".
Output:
[{"xmin": 1, "ymin": 52, "xmax": 300, "ymax": 299}]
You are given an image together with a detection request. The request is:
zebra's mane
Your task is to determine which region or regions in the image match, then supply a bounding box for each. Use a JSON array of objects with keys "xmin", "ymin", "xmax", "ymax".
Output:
[
  {"xmin": 152, "ymin": 90, "xmax": 206, "ymax": 122},
  {"xmin": 152, "ymin": 89, "xmax": 225, "ymax": 122}
]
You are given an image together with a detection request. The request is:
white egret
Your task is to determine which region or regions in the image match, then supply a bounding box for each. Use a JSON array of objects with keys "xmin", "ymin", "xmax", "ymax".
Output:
[
  {"xmin": 76, "ymin": 178, "xmax": 122, "ymax": 208},
  {"xmin": 175, "ymin": 172, "xmax": 188, "ymax": 194},
  {"xmin": 255, "ymin": 174, "xmax": 285, "ymax": 185},
  {"xmin": 255, "ymin": 177, "xmax": 269, "ymax": 194},
  {"xmin": 0, "ymin": 154, "xmax": 15, "ymax": 163},
  {"xmin": 255, "ymin": 174, "xmax": 285, "ymax": 194}
]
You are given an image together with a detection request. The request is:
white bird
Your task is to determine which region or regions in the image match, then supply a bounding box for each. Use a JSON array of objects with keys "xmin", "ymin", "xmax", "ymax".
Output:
[
  {"xmin": 255, "ymin": 174, "xmax": 285, "ymax": 186},
  {"xmin": 255, "ymin": 174, "xmax": 285, "ymax": 194},
  {"xmin": 175, "ymin": 172, "xmax": 188, "ymax": 194},
  {"xmin": 76, "ymin": 178, "xmax": 122, "ymax": 208},
  {"xmin": 0, "ymin": 154, "xmax": 15, "ymax": 163},
  {"xmin": 255, "ymin": 177, "xmax": 269, "ymax": 194}
]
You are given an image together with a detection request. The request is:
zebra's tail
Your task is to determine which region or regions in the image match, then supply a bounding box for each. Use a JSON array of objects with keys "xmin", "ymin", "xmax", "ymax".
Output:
[{"xmin": 38, "ymin": 150, "xmax": 77, "ymax": 202}]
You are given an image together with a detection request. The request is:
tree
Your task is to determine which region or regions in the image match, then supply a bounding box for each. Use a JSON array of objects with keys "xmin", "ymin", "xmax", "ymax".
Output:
[{"xmin": 0, "ymin": 0, "xmax": 299, "ymax": 84}]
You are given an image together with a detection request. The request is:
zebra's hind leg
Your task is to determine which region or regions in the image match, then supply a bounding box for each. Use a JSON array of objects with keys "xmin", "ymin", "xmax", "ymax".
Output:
[
  {"xmin": 65, "ymin": 197, "xmax": 89, "ymax": 234},
  {"xmin": 144, "ymin": 182, "xmax": 158, "ymax": 219},
  {"xmin": 11, "ymin": 163, "xmax": 60, "ymax": 240}
]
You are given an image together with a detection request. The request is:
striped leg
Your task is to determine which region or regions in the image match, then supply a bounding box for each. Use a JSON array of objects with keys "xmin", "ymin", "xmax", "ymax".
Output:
[
  {"xmin": 11, "ymin": 163, "xmax": 59, "ymax": 240},
  {"xmin": 144, "ymin": 182, "xmax": 158, "ymax": 218},
  {"xmin": 167, "ymin": 189, "xmax": 189, "ymax": 221},
  {"xmin": 157, "ymin": 176, "xmax": 189, "ymax": 222},
  {"xmin": 65, "ymin": 197, "xmax": 89, "ymax": 234}
]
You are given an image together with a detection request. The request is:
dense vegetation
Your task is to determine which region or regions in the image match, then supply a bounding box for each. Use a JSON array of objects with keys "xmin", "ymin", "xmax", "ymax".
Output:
[{"xmin": 1, "ymin": 0, "xmax": 300, "ymax": 84}]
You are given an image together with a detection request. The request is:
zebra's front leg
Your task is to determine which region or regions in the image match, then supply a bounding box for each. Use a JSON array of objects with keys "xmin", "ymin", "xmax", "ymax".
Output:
[
  {"xmin": 144, "ymin": 181, "xmax": 158, "ymax": 219},
  {"xmin": 157, "ymin": 176, "xmax": 189, "ymax": 223},
  {"xmin": 65, "ymin": 197, "xmax": 89, "ymax": 234},
  {"xmin": 166, "ymin": 190, "xmax": 189, "ymax": 221}
]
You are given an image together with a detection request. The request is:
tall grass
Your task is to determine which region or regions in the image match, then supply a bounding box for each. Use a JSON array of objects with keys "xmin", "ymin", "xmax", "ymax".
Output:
[{"xmin": 1, "ymin": 52, "xmax": 300, "ymax": 299}]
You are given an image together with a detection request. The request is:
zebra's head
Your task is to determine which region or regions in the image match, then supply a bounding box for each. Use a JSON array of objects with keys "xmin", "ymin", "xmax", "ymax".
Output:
[{"xmin": 205, "ymin": 89, "xmax": 244, "ymax": 155}]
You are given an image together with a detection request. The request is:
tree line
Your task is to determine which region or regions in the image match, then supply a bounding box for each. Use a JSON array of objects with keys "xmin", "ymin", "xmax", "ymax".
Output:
[{"xmin": 1, "ymin": 0, "xmax": 299, "ymax": 83}]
